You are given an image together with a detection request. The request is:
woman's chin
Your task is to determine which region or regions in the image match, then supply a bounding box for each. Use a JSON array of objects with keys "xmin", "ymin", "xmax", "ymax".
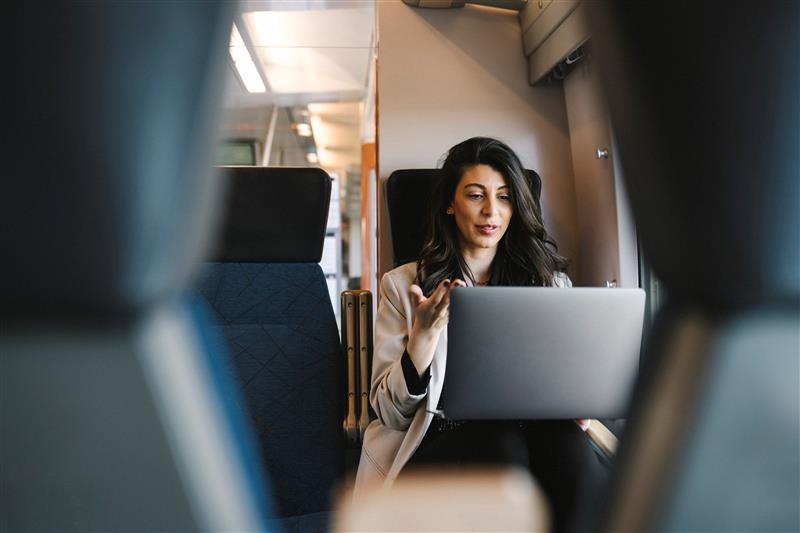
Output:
[{"xmin": 466, "ymin": 237, "xmax": 500, "ymax": 250}]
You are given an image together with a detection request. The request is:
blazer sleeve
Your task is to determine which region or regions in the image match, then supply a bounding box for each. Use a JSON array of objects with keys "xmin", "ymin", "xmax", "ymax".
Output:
[{"xmin": 369, "ymin": 270, "xmax": 428, "ymax": 431}]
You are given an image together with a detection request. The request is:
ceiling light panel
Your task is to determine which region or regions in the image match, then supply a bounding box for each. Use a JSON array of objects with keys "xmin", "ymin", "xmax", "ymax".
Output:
[
  {"xmin": 229, "ymin": 24, "xmax": 266, "ymax": 93},
  {"xmin": 257, "ymin": 47, "xmax": 369, "ymax": 95},
  {"xmin": 241, "ymin": 7, "xmax": 374, "ymax": 96},
  {"xmin": 243, "ymin": 8, "xmax": 373, "ymax": 49},
  {"xmin": 307, "ymin": 103, "xmax": 362, "ymax": 170}
]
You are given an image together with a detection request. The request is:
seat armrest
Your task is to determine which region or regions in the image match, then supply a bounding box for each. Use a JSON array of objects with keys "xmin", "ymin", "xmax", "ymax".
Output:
[
  {"xmin": 356, "ymin": 291, "xmax": 374, "ymax": 439},
  {"xmin": 341, "ymin": 292, "xmax": 359, "ymax": 443},
  {"xmin": 341, "ymin": 290, "xmax": 374, "ymax": 443}
]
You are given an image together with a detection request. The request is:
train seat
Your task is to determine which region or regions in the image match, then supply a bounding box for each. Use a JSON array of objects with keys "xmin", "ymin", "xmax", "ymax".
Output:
[
  {"xmin": 0, "ymin": 3, "xmax": 271, "ymax": 530},
  {"xmin": 197, "ymin": 166, "xmax": 344, "ymax": 529},
  {"xmin": 589, "ymin": 2, "xmax": 799, "ymax": 531}
]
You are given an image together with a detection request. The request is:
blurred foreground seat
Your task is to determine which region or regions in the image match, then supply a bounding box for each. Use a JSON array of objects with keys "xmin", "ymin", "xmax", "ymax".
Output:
[
  {"xmin": 0, "ymin": 3, "xmax": 272, "ymax": 531},
  {"xmin": 334, "ymin": 466, "xmax": 550, "ymax": 532},
  {"xmin": 589, "ymin": 2, "xmax": 799, "ymax": 531}
]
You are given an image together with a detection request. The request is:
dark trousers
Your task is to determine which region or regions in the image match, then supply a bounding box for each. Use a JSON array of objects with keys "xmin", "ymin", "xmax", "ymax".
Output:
[{"xmin": 404, "ymin": 420, "xmax": 606, "ymax": 532}]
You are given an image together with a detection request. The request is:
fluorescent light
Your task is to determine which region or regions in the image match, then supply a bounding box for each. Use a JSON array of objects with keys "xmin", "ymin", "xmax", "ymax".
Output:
[
  {"xmin": 296, "ymin": 123, "xmax": 312, "ymax": 137},
  {"xmin": 229, "ymin": 24, "xmax": 266, "ymax": 93},
  {"xmin": 306, "ymin": 153, "xmax": 319, "ymax": 164}
]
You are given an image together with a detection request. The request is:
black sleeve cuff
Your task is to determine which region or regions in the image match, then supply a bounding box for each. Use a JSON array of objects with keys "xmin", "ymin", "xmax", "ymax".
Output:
[{"xmin": 401, "ymin": 349, "xmax": 431, "ymax": 395}]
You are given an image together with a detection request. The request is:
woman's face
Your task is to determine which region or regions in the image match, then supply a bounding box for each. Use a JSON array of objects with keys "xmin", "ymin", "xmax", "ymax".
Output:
[{"xmin": 448, "ymin": 164, "xmax": 513, "ymax": 253}]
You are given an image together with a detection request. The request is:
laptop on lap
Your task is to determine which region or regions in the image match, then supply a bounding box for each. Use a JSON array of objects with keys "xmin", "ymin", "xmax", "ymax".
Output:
[{"xmin": 439, "ymin": 287, "xmax": 645, "ymax": 420}]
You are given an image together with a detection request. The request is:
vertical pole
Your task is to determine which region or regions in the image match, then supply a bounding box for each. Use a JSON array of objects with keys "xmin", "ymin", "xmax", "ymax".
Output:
[{"xmin": 261, "ymin": 104, "xmax": 278, "ymax": 166}]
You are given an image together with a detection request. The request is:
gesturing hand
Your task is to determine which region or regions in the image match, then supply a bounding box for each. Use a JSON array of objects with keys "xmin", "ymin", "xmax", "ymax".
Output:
[
  {"xmin": 406, "ymin": 278, "xmax": 466, "ymax": 374},
  {"xmin": 409, "ymin": 278, "xmax": 467, "ymax": 334}
]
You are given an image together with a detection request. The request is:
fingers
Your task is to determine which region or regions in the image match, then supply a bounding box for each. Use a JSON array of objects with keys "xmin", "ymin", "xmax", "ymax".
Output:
[
  {"xmin": 411, "ymin": 278, "xmax": 466, "ymax": 315},
  {"xmin": 434, "ymin": 282, "xmax": 453, "ymax": 312},
  {"xmin": 428, "ymin": 279, "xmax": 450, "ymax": 307},
  {"xmin": 409, "ymin": 284, "xmax": 425, "ymax": 307},
  {"xmin": 434, "ymin": 278, "xmax": 465, "ymax": 313}
]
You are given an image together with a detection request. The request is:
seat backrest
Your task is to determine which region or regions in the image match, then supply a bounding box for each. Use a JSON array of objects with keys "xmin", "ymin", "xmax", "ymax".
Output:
[
  {"xmin": 198, "ymin": 166, "xmax": 344, "ymax": 519},
  {"xmin": 386, "ymin": 168, "xmax": 542, "ymax": 266},
  {"xmin": 0, "ymin": 4, "xmax": 272, "ymax": 531},
  {"xmin": 587, "ymin": 2, "xmax": 799, "ymax": 531}
]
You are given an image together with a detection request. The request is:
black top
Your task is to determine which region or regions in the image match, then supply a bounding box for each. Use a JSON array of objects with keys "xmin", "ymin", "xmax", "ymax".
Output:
[{"xmin": 401, "ymin": 349, "xmax": 430, "ymax": 395}]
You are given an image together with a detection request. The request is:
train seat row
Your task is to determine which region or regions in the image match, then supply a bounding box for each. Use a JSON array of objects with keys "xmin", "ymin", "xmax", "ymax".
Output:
[
  {"xmin": 197, "ymin": 167, "xmax": 344, "ymax": 529},
  {"xmin": 194, "ymin": 163, "xmax": 620, "ymax": 532},
  {"xmin": 3, "ymin": 2, "xmax": 796, "ymax": 531}
]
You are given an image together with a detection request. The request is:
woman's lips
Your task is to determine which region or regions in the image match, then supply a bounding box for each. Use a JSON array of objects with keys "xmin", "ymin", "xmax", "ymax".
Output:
[{"xmin": 476, "ymin": 224, "xmax": 499, "ymax": 235}]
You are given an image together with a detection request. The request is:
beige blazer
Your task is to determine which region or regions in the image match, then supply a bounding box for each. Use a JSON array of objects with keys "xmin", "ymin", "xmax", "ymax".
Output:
[{"xmin": 354, "ymin": 262, "xmax": 572, "ymax": 492}]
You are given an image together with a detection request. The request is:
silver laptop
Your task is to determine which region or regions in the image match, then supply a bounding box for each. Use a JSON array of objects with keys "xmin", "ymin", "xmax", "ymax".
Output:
[{"xmin": 440, "ymin": 287, "xmax": 645, "ymax": 420}]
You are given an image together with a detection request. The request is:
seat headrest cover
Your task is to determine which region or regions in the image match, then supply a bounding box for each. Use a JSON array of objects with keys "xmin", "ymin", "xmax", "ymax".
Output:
[
  {"xmin": 588, "ymin": 2, "xmax": 799, "ymax": 306},
  {"xmin": 0, "ymin": 2, "xmax": 233, "ymax": 318},
  {"xmin": 213, "ymin": 167, "xmax": 332, "ymax": 263},
  {"xmin": 386, "ymin": 168, "xmax": 542, "ymax": 266}
]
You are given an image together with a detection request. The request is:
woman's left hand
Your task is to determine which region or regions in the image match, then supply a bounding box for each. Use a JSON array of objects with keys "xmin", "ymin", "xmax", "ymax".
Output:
[{"xmin": 575, "ymin": 419, "xmax": 590, "ymax": 431}]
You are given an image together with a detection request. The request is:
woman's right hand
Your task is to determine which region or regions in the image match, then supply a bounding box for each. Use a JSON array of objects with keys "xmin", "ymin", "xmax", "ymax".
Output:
[{"xmin": 406, "ymin": 279, "xmax": 466, "ymax": 374}]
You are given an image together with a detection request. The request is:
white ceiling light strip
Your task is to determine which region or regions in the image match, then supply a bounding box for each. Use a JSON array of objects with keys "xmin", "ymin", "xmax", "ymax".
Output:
[{"xmin": 229, "ymin": 23, "xmax": 266, "ymax": 93}]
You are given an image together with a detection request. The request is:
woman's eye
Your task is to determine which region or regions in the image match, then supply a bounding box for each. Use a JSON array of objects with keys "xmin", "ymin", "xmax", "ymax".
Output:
[
  {"xmin": 499, "ymin": 195, "xmax": 511, "ymax": 201},
  {"xmin": 468, "ymin": 194, "xmax": 483, "ymax": 200}
]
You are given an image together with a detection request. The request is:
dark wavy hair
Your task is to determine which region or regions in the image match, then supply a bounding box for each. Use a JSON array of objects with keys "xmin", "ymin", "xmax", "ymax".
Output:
[{"xmin": 416, "ymin": 137, "xmax": 568, "ymax": 296}]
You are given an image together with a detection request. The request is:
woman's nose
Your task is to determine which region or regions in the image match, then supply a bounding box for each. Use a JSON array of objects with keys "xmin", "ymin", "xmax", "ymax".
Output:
[{"xmin": 482, "ymin": 197, "xmax": 498, "ymax": 216}]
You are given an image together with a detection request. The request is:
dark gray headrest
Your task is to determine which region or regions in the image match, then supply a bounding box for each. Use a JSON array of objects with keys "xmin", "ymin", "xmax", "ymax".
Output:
[
  {"xmin": 0, "ymin": 2, "xmax": 233, "ymax": 318},
  {"xmin": 212, "ymin": 167, "xmax": 332, "ymax": 263},
  {"xmin": 589, "ymin": 2, "xmax": 799, "ymax": 307}
]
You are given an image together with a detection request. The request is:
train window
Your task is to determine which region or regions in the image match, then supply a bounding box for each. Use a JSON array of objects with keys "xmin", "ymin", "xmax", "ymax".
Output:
[{"xmin": 217, "ymin": 139, "xmax": 258, "ymax": 165}]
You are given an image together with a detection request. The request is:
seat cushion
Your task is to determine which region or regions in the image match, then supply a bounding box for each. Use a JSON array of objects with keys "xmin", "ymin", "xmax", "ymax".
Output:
[{"xmin": 198, "ymin": 262, "xmax": 344, "ymax": 517}]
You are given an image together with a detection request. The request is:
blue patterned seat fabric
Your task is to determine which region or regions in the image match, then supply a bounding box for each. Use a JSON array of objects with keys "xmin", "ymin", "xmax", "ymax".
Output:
[{"xmin": 198, "ymin": 262, "xmax": 343, "ymax": 520}]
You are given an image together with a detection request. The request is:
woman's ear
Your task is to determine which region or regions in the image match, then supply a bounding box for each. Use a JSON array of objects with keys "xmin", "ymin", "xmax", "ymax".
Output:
[{"xmin": 446, "ymin": 205, "xmax": 454, "ymax": 215}]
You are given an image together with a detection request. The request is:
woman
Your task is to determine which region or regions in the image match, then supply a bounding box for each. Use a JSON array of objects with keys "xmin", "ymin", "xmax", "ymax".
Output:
[{"xmin": 355, "ymin": 137, "xmax": 602, "ymax": 530}]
